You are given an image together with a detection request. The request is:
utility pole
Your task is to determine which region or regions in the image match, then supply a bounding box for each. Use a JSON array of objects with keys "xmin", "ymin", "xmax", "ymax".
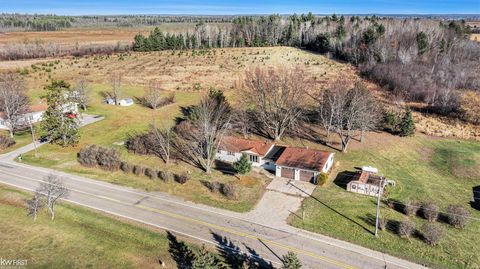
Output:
[
  {"xmin": 29, "ymin": 120, "xmax": 37, "ymax": 157},
  {"xmin": 375, "ymin": 177, "xmax": 384, "ymax": 237}
]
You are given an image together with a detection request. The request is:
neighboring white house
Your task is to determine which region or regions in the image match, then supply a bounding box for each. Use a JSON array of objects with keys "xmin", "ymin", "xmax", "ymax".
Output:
[
  {"xmin": 216, "ymin": 136, "xmax": 334, "ymax": 184},
  {"xmin": 117, "ymin": 98, "xmax": 134, "ymax": 106},
  {"xmin": 105, "ymin": 98, "xmax": 134, "ymax": 106},
  {"xmin": 0, "ymin": 102, "xmax": 79, "ymax": 131}
]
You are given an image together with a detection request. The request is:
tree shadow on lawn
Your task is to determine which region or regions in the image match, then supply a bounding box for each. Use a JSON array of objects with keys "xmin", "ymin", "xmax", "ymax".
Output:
[
  {"xmin": 333, "ymin": 170, "xmax": 358, "ymax": 189},
  {"xmin": 289, "ymin": 182, "xmax": 374, "ymax": 235},
  {"xmin": 211, "ymin": 232, "xmax": 274, "ymax": 269}
]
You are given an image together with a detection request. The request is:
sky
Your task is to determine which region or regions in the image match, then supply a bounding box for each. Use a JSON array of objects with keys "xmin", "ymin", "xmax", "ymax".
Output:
[{"xmin": 1, "ymin": 0, "xmax": 479, "ymax": 15}]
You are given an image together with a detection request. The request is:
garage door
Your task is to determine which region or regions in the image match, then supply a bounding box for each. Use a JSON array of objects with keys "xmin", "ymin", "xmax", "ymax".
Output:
[
  {"xmin": 300, "ymin": 170, "xmax": 314, "ymax": 182},
  {"xmin": 281, "ymin": 167, "xmax": 295, "ymax": 179}
]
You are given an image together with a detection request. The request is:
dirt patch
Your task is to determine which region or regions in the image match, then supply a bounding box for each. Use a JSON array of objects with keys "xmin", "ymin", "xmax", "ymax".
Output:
[
  {"xmin": 418, "ymin": 147, "xmax": 433, "ymax": 162},
  {"xmin": 0, "ymin": 193, "xmax": 25, "ymax": 208}
]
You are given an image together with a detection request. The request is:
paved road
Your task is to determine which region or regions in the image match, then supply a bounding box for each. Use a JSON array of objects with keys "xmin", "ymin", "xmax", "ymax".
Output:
[{"xmin": 0, "ymin": 129, "xmax": 426, "ymax": 269}]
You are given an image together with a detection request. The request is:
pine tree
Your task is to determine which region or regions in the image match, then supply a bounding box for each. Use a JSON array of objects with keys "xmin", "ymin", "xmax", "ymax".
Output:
[
  {"xmin": 398, "ymin": 107, "xmax": 415, "ymax": 137},
  {"xmin": 233, "ymin": 153, "xmax": 252, "ymax": 174},
  {"xmin": 40, "ymin": 80, "xmax": 80, "ymax": 147},
  {"xmin": 192, "ymin": 245, "xmax": 220, "ymax": 269},
  {"xmin": 281, "ymin": 251, "xmax": 302, "ymax": 269}
]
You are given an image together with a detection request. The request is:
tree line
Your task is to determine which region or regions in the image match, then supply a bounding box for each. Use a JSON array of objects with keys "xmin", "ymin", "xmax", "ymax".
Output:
[{"xmin": 132, "ymin": 14, "xmax": 480, "ymax": 121}]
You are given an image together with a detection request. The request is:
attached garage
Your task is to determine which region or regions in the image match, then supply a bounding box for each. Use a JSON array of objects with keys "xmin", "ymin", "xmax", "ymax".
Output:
[
  {"xmin": 299, "ymin": 170, "xmax": 315, "ymax": 182},
  {"xmin": 280, "ymin": 167, "xmax": 295, "ymax": 179}
]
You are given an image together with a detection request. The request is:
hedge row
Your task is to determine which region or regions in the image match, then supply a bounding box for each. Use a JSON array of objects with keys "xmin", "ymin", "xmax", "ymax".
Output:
[{"xmin": 77, "ymin": 145, "xmax": 189, "ymax": 184}]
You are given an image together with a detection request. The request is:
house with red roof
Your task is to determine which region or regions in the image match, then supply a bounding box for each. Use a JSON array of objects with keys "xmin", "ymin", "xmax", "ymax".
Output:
[{"xmin": 216, "ymin": 136, "xmax": 334, "ymax": 183}]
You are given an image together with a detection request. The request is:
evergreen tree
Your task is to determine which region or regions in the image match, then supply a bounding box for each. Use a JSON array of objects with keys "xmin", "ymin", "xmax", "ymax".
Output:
[
  {"xmin": 40, "ymin": 80, "xmax": 80, "ymax": 147},
  {"xmin": 398, "ymin": 107, "xmax": 415, "ymax": 137},
  {"xmin": 233, "ymin": 153, "xmax": 252, "ymax": 174},
  {"xmin": 281, "ymin": 251, "xmax": 302, "ymax": 269},
  {"xmin": 191, "ymin": 245, "xmax": 220, "ymax": 269}
]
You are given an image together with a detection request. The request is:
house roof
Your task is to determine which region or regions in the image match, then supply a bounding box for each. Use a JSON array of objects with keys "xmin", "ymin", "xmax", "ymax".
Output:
[
  {"xmin": 219, "ymin": 136, "xmax": 274, "ymax": 156},
  {"xmin": 275, "ymin": 147, "xmax": 332, "ymax": 172}
]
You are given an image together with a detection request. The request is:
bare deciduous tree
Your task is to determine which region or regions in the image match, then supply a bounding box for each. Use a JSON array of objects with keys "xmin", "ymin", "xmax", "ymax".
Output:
[
  {"xmin": 150, "ymin": 125, "xmax": 174, "ymax": 164},
  {"xmin": 319, "ymin": 80, "xmax": 379, "ymax": 152},
  {"xmin": 26, "ymin": 192, "xmax": 44, "ymax": 221},
  {"xmin": 0, "ymin": 73, "xmax": 30, "ymax": 137},
  {"xmin": 174, "ymin": 90, "xmax": 231, "ymax": 174},
  {"xmin": 109, "ymin": 72, "xmax": 122, "ymax": 104},
  {"xmin": 74, "ymin": 76, "xmax": 90, "ymax": 111},
  {"xmin": 37, "ymin": 174, "xmax": 69, "ymax": 220},
  {"xmin": 244, "ymin": 67, "xmax": 309, "ymax": 141},
  {"xmin": 143, "ymin": 80, "xmax": 164, "ymax": 109}
]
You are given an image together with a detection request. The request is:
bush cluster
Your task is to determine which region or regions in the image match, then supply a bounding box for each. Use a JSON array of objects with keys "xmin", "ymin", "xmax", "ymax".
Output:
[
  {"xmin": 0, "ymin": 135, "xmax": 15, "ymax": 150},
  {"xmin": 77, "ymin": 145, "xmax": 121, "ymax": 170},
  {"xmin": 174, "ymin": 173, "xmax": 190, "ymax": 184},
  {"xmin": 202, "ymin": 180, "xmax": 239, "ymax": 200}
]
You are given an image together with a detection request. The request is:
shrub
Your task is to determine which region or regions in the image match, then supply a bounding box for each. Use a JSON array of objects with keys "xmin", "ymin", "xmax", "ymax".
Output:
[
  {"xmin": 125, "ymin": 133, "xmax": 151, "ymax": 155},
  {"xmin": 144, "ymin": 168, "xmax": 156, "ymax": 179},
  {"xmin": 221, "ymin": 182, "xmax": 238, "ymax": 200},
  {"xmin": 77, "ymin": 144, "xmax": 99, "ymax": 167},
  {"xmin": 422, "ymin": 223, "xmax": 444, "ymax": 245},
  {"xmin": 398, "ymin": 108, "xmax": 415, "ymax": 137},
  {"xmin": 316, "ymin": 173, "xmax": 329, "ymax": 186},
  {"xmin": 446, "ymin": 205, "xmax": 470, "ymax": 228},
  {"xmin": 403, "ymin": 200, "xmax": 419, "ymax": 216},
  {"xmin": 120, "ymin": 161, "xmax": 132, "ymax": 173},
  {"xmin": 0, "ymin": 135, "xmax": 15, "ymax": 150},
  {"xmin": 398, "ymin": 218, "xmax": 415, "ymax": 239},
  {"xmin": 159, "ymin": 171, "xmax": 174, "ymax": 182},
  {"xmin": 174, "ymin": 173, "xmax": 189, "ymax": 184},
  {"xmin": 421, "ymin": 202, "xmax": 439, "ymax": 222},
  {"xmin": 133, "ymin": 165, "xmax": 144, "ymax": 176},
  {"xmin": 233, "ymin": 154, "xmax": 252, "ymax": 174},
  {"xmin": 204, "ymin": 181, "xmax": 222, "ymax": 193},
  {"xmin": 96, "ymin": 147, "xmax": 121, "ymax": 170}
]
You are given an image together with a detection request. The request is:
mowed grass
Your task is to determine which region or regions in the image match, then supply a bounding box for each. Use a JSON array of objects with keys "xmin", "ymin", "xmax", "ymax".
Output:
[
  {"xmin": 20, "ymin": 83, "xmax": 268, "ymax": 212},
  {"xmin": 0, "ymin": 184, "xmax": 192, "ymax": 269},
  {"xmin": 0, "ymin": 129, "xmax": 34, "ymax": 154},
  {"xmin": 289, "ymin": 134, "xmax": 480, "ymax": 269}
]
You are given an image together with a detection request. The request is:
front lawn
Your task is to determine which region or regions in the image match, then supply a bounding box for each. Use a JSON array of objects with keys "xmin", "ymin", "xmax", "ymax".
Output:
[
  {"xmin": 21, "ymin": 84, "xmax": 269, "ymax": 212},
  {"xmin": 289, "ymin": 135, "xmax": 480, "ymax": 269}
]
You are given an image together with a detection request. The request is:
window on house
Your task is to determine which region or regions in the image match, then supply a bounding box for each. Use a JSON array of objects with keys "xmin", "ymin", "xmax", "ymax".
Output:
[
  {"xmin": 227, "ymin": 151, "xmax": 234, "ymax": 156},
  {"xmin": 249, "ymin": 155, "xmax": 258, "ymax": 163}
]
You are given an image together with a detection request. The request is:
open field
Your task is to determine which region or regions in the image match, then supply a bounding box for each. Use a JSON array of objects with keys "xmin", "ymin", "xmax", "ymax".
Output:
[
  {"xmin": 288, "ymin": 133, "xmax": 480, "ymax": 269},
  {"xmin": 0, "ymin": 24, "xmax": 215, "ymax": 50},
  {"xmin": 0, "ymin": 184, "xmax": 203, "ymax": 269}
]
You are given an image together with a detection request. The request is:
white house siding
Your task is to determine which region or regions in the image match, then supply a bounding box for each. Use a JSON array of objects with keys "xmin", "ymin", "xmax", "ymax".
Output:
[
  {"xmin": 0, "ymin": 103, "xmax": 78, "ymax": 131},
  {"xmin": 0, "ymin": 111, "xmax": 44, "ymax": 130},
  {"xmin": 215, "ymin": 150, "xmax": 264, "ymax": 168}
]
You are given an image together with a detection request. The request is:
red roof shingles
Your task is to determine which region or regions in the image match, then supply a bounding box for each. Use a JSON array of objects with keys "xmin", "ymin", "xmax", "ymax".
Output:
[
  {"xmin": 275, "ymin": 147, "xmax": 332, "ymax": 172},
  {"xmin": 219, "ymin": 136, "xmax": 273, "ymax": 156}
]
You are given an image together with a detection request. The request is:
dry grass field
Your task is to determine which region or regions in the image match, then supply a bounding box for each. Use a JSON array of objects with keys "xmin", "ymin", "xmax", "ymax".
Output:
[{"xmin": 1, "ymin": 47, "xmax": 357, "ymax": 102}]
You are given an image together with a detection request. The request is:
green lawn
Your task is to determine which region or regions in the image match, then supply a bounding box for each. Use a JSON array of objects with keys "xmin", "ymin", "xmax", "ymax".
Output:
[
  {"xmin": 0, "ymin": 129, "xmax": 35, "ymax": 154},
  {"xmin": 0, "ymin": 184, "xmax": 198, "ymax": 269},
  {"xmin": 290, "ymin": 135, "xmax": 480, "ymax": 269},
  {"xmin": 21, "ymin": 84, "xmax": 268, "ymax": 212}
]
